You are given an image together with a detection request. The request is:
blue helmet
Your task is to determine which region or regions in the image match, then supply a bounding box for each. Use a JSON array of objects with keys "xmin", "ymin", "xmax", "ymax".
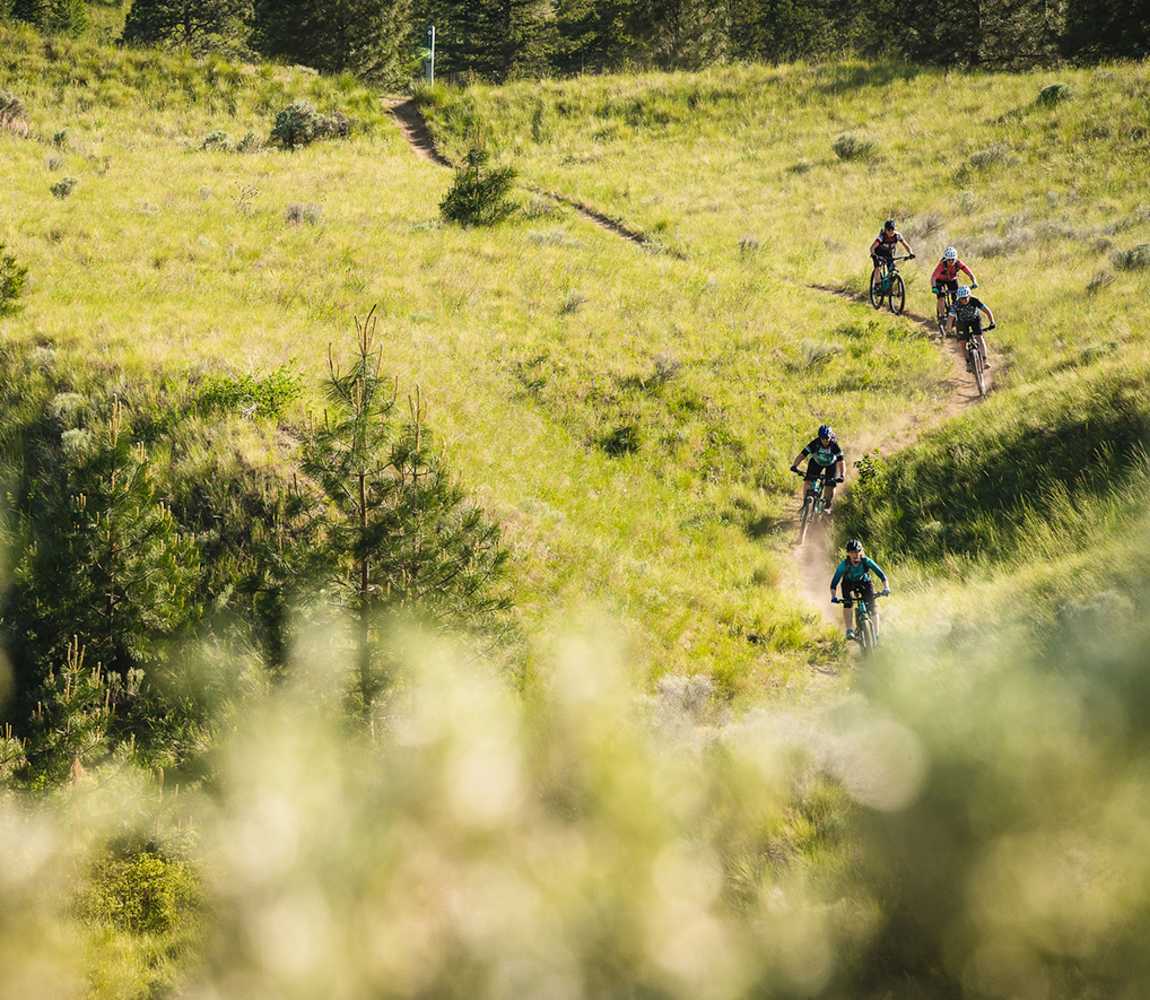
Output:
[
  {"xmin": 818, "ymin": 424, "xmax": 834, "ymax": 440},
  {"xmin": 846, "ymin": 539, "xmax": 863, "ymax": 554}
]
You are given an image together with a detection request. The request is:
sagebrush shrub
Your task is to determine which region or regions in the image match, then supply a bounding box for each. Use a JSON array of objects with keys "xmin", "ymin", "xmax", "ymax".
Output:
[
  {"xmin": 1113, "ymin": 244, "xmax": 1150, "ymax": 271},
  {"xmin": 832, "ymin": 133, "xmax": 876, "ymax": 161},
  {"xmin": 439, "ymin": 147, "xmax": 517, "ymax": 227},
  {"xmin": 201, "ymin": 130, "xmax": 231, "ymax": 151},
  {"xmin": 50, "ymin": 177, "xmax": 77, "ymax": 199},
  {"xmin": 270, "ymin": 101, "xmax": 351, "ymax": 150},
  {"xmin": 1037, "ymin": 82, "xmax": 1073, "ymax": 106},
  {"xmin": 285, "ymin": 203, "xmax": 322, "ymax": 226},
  {"xmin": 0, "ymin": 91, "xmax": 28, "ymax": 138},
  {"xmin": 0, "ymin": 243, "xmax": 28, "ymax": 313}
]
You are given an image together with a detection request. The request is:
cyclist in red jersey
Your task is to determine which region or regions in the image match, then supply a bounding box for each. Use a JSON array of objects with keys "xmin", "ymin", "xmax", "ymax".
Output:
[
  {"xmin": 931, "ymin": 246, "xmax": 977, "ymax": 323},
  {"xmin": 869, "ymin": 219, "xmax": 914, "ymax": 293}
]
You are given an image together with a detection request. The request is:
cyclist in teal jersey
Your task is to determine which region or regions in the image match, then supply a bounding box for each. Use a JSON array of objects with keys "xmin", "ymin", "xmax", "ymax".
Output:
[{"xmin": 830, "ymin": 539, "xmax": 890, "ymax": 640}]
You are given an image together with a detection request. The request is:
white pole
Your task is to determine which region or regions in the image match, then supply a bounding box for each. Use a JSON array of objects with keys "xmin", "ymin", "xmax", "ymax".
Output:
[{"xmin": 429, "ymin": 25, "xmax": 436, "ymax": 85}]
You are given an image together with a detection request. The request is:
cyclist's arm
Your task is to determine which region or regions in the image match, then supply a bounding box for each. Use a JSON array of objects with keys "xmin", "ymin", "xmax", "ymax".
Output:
[
  {"xmin": 790, "ymin": 448, "xmax": 809, "ymax": 470},
  {"xmin": 830, "ymin": 561, "xmax": 846, "ymax": 594},
  {"xmin": 930, "ymin": 262, "xmax": 945, "ymax": 286},
  {"xmin": 899, "ymin": 236, "xmax": 914, "ymax": 255},
  {"xmin": 959, "ymin": 262, "xmax": 976, "ymax": 283},
  {"xmin": 867, "ymin": 559, "xmax": 889, "ymax": 586},
  {"xmin": 869, "ymin": 238, "xmax": 881, "ymax": 254},
  {"xmin": 980, "ymin": 303, "xmax": 995, "ymax": 325}
]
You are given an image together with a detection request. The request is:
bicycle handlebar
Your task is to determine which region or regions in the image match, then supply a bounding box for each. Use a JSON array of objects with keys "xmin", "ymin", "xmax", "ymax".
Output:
[{"xmin": 831, "ymin": 589, "xmax": 890, "ymax": 604}]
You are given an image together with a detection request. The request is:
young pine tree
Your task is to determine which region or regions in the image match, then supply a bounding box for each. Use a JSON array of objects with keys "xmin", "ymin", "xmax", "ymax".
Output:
[
  {"xmin": 303, "ymin": 309, "xmax": 508, "ymax": 717},
  {"xmin": 10, "ymin": 0, "xmax": 86, "ymax": 34},
  {"xmin": 7, "ymin": 401, "xmax": 200, "ymax": 699},
  {"xmin": 122, "ymin": 0, "xmax": 253, "ymax": 51}
]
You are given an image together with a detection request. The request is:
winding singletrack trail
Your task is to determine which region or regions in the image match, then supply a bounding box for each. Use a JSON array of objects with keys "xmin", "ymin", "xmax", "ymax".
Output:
[
  {"xmin": 386, "ymin": 98, "xmax": 682, "ymax": 255},
  {"xmin": 386, "ymin": 97, "xmax": 994, "ymax": 662}
]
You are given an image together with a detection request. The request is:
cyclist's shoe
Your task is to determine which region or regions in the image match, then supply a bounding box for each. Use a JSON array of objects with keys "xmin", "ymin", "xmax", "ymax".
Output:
[
  {"xmin": 845, "ymin": 629, "xmax": 856, "ymax": 641},
  {"xmin": 823, "ymin": 504, "xmax": 833, "ymax": 514}
]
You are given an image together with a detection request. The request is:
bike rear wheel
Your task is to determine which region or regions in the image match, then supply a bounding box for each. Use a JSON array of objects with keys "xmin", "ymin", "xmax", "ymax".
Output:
[
  {"xmin": 869, "ymin": 270, "xmax": 884, "ymax": 310},
  {"xmin": 888, "ymin": 274, "xmax": 905, "ymax": 315}
]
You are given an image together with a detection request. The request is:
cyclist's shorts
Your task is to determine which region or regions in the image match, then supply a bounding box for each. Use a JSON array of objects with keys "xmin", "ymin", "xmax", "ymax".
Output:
[
  {"xmin": 872, "ymin": 246, "xmax": 894, "ymax": 264},
  {"xmin": 805, "ymin": 459, "xmax": 837, "ymax": 481},
  {"xmin": 842, "ymin": 579, "xmax": 875, "ymax": 609},
  {"xmin": 957, "ymin": 317, "xmax": 983, "ymax": 338},
  {"xmin": 934, "ymin": 279, "xmax": 958, "ymax": 295}
]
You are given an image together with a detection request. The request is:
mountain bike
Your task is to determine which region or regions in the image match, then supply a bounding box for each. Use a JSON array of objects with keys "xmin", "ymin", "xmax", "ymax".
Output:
[
  {"xmin": 962, "ymin": 321, "xmax": 995, "ymax": 398},
  {"xmin": 833, "ymin": 588, "xmax": 889, "ymax": 654},
  {"xmin": 869, "ymin": 254, "xmax": 913, "ymax": 315},
  {"xmin": 794, "ymin": 470, "xmax": 836, "ymax": 545}
]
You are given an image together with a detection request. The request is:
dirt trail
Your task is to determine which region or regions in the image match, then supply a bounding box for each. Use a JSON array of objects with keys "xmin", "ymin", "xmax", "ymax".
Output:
[
  {"xmin": 387, "ymin": 98, "xmax": 453, "ymax": 168},
  {"xmin": 386, "ymin": 98, "xmax": 681, "ymax": 255},
  {"xmin": 786, "ymin": 285, "xmax": 991, "ymax": 633}
]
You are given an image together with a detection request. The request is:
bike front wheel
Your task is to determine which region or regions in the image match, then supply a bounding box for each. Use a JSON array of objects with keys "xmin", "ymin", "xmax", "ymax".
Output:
[
  {"xmin": 972, "ymin": 348, "xmax": 986, "ymax": 397},
  {"xmin": 888, "ymin": 274, "xmax": 905, "ymax": 315},
  {"xmin": 797, "ymin": 498, "xmax": 812, "ymax": 545}
]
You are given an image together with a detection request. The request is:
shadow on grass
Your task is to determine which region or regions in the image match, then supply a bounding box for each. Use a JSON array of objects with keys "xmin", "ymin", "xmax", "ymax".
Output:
[{"xmin": 815, "ymin": 62, "xmax": 924, "ymax": 95}]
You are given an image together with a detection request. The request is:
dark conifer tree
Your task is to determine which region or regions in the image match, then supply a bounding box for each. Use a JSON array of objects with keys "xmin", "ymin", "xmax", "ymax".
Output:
[
  {"xmin": 1063, "ymin": 0, "xmax": 1150, "ymax": 58},
  {"xmin": 122, "ymin": 0, "xmax": 252, "ymax": 50},
  {"xmin": 10, "ymin": 0, "xmax": 86, "ymax": 35}
]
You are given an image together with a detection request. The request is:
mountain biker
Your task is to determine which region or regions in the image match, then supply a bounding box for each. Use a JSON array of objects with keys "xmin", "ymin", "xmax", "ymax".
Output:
[
  {"xmin": 946, "ymin": 286, "xmax": 996, "ymax": 369},
  {"xmin": 831, "ymin": 539, "xmax": 890, "ymax": 641},
  {"xmin": 931, "ymin": 247, "xmax": 977, "ymax": 324},
  {"xmin": 870, "ymin": 219, "xmax": 914, "ymax": 292},
  {"xmin": 790, "ymin": 425, "xmax": 845, "ymax": 512}
]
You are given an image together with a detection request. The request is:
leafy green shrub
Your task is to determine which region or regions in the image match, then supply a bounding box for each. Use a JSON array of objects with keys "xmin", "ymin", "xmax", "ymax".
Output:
[
  {"xmin": 196, "ymin": 366, "xmax": 302, "ymax": 418},
  {"xmin": 51, "ymin": 128, "xmax": 67, "ymax": 147},
  {"xmin": 270, "ymin": 100, "xmax": 351, "ymax": 150},
  {"xmin": 77, "ymin": 851, "xmax": 198, "ymax": 935},
  {"xmin": 0, "ymin": 243, "xmax": 28, "ymax": 313},
  {"xmin": 0, "ymin": 90, "xmax": 29, "ymax": 138},
  {"xmin": 439, "ymin": 147, "xmax": 517, "ymax": 227},
  {"xmin": 50, "ymin": 176, "xmax": 77, "ymax": 199},
  {"xmin": 1113, "ymin": 244, "xmax": 1150, "ymax": 271},
  {"xmin": 832, "ymin": 132, "xmax": 876, "ymax": 161},
  {"xmin": 235, "ymin": 130, "xmax": 262, "ymax": 153},
  {"xmin": 1037, "ymin": 82, "xmax": 1073, "ymax": 106}
]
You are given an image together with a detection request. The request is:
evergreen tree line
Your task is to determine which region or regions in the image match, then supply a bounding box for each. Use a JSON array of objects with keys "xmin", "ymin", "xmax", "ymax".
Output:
[
  {"xmin": 0, "ymin": 316, "xmax": 509, "ymax": 786},
  {"xmin": 5, "ymin": 0, "xmax": 1147, "ymax": 81}
]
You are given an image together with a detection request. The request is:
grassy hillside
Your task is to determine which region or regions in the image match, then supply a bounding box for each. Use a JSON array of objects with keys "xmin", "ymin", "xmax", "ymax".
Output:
[
  {"xmin": 0, "ymin": 27, "xmax": 977, "ymax": 699},
  {"xmin": 5, "ymin": 25, "xmax": 1150, "ymax": 998},
  {"xmin": 420, "ymin": 59, "xmax": 1150, "ymax": 631}
]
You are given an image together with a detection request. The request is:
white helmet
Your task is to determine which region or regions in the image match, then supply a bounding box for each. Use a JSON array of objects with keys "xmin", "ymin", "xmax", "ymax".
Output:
[
  {"xmin": 957, "ymin": 285, "xmax": 971, "ymax": 298},
  {"xmin": 943, "ymin": 246, "xmax": 958, "ymax": 260}
]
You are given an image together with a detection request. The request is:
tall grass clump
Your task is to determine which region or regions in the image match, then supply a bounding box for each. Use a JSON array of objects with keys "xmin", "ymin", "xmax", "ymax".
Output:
[{"xmin": 439, "ymin": 147, "xmax": 517, "ymax": 227}]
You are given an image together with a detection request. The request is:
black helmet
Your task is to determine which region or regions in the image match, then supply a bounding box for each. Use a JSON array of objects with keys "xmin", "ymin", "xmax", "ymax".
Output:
[
  {"xmin": 883, "ymin": 218, "xmax": 895, "ymax": 230},
  {"xmin": 818, "ymin": 423, "xmax": 834, "ymax": 440},
  {"xmin": 845, "ymin": 539, "xmax": 863, "ymax": 554}
]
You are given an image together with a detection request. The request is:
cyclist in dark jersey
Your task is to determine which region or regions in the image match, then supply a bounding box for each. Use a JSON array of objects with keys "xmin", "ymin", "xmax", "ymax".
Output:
[
  {"xmin": 790, "ymin": 424, "xmax": 845, "ymax": 512},
  {"xmin": 869, "ymin": 219, "xmax": 914, "ymax": 292},
  {"xmin": 946, "ymin": 286, "xmax": 996, "ymax": 369},
  {"xmin": 831, "ymin": 539, "xmax": 890, "ymax": 640}
]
